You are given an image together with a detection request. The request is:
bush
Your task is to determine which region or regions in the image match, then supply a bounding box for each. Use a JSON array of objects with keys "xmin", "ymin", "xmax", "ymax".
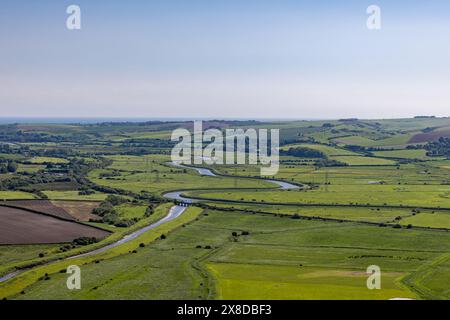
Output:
[
  {"xmin": 7, "ymin": 161, "xmax": 17, "ymax": 173},
  {"xmin": 105, "ymin": 194, "xmax": 128, "ymax": 206},
  {"xmin": 73, "ymin": 237, "xmax": 97, "ymax": 246},
  {"xmin": 145, "ymin": 205, "xmax": 155, "ymax": 217}
]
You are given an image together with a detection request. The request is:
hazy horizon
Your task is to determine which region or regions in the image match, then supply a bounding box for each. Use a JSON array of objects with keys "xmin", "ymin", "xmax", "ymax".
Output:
[
  {"xmin": 1, "ymin": 0, "xmax": 450, "ymax": 118},
  {"xmin": 0, "ymin": 115, "xmax": 447, "ymax": 125}
]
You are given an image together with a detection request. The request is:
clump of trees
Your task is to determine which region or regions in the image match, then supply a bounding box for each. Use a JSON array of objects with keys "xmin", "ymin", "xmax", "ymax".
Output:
[
  {"xmin": 92, "ymin": 195, "xmax": 138, "ymax": 227},
  {"xmin": 145, "ymin": 204, "xmax": 156, "ymax": 217},
  {"xmin": 73, "ymin": 237, "xmax": 98, "ymax": 246},
  {"xmin": 105, "ymin": 195, "xmax": 128, "ymax": 206},
  {"xmin": 0, "ymin": 161, "xmax": 18, "ymax": 173},
  {"xmin": 424, "ymin": 137, "xmax": 450, "ymax": 157},
  {"xmin": 314, "ymin": 159, "xmax": 348, "ymax": 167},
  {"xmin": 280, "ymin": 147, "xmax": 326, "ymax": 158}
]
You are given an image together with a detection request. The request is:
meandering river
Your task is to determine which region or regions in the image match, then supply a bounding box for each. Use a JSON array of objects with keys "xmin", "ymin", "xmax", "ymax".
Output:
[{"xmin": 0, "ymin": 163, "xmax": 299, "ymax": 285}]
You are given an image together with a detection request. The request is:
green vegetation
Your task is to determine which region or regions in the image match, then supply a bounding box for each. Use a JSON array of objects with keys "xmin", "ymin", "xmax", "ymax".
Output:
[
  {"xmin": 372, "ymin": 149, "xmax": 429, "ymax": 159},
  {"xmin": 11, "ymin": 210, "xmax": 450, "ymax": 300},
  {"xmin": 30, "ymin": 157, "xmax": 69, "ymax": 164},
  {"xmin": 42, "ymin": 191, "xmax": 108, "ymax": 201},
  {"xmin": 0, "ymin": 117, "xmax": 449, "ymax": 300},
  {"xmin": 329, "ymin": 156, "xmax": 396, "ymax": 166},
  {"xmin": 0, "ymin": 191, "xmax": 37, "ymax": 200}
]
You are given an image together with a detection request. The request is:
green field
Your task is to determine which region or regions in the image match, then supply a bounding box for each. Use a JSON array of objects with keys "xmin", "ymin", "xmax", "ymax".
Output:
[
  {"xmin": 0, "ymin": 117, "xmax": 449, "ymax": 300},
  {"xmin": 0, "ymin": 191, "xmax": 37, "ymax": 200},
  {"xmin": 372, "ymin": 149, "xmax": 429, "ymax": 159},
  {"xmin": 88, "ymin": 155, "xmax": 275, "ymax": 195},
  {"xmin": 11, "ymin": 210, "xmax": 450, "ymax": 300},
  {"xmin": 281, "ymin": 143, "xmax": 358, "ymax": 156},
  {"xmin": 186, "ymin": 184, "xmax": 450, "ymax": 208},
  {"xmin": 30, "ymin": 157, "xmax": 69, "ymax": 164},
  {"xmin": 400, "ymin": 212, "xmax": 450, "ymax": 229},
  {"xmin": 0, "ymin": 244, "xmax": 61, "ymax": 267},
  {"xmin": 208, "ymin": 263, "xmax": 414, "ymax": 300},
  {"xmin": 330, "ymin": 156, "xmax": 396, "ymax": 166},
  {"xmin": 42, "ymin": 190, "xmax": 108, "ymax": 201}
]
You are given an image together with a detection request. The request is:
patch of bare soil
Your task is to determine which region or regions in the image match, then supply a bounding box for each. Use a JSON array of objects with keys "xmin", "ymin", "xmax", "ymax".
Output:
[
  {"xmin": 51, "ymin": 201, "xmax": 101, "ymax": 221},
  {"xmin": 3, "ymin": 200, "xmax": 74, "ymax": 221},
  {"xmin": 409, "ymin": 129, "xmax": 450, "ymax": 143},
  {"xmin": 0, "ymin": 206, "xmax": 109, "ymax": 244}
]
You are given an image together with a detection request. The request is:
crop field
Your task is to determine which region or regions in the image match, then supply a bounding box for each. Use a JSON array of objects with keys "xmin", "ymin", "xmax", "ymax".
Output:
[
  {"xmin": 0, "ymin": 191, "xmax": 37, "ymax": 200},
  {"xmin": 0, "ymin": 206, "xmax": 110, "ymax": 244},
  {"xmin": 4, "ymin": 200, "xmax": 76, "ymax": 220},
  {"xmin": 50, "ymin": 201, "xmax": 101, "ymax": 221},
  {"xmin": 0, "ymin": 117, "xmax": 449, "ymax": 300}
]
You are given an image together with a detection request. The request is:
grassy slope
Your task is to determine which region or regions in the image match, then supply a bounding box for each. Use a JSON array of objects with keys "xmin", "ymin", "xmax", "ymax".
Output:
[{"xmin": 14, "ymin": 210, "xmax": 450, "ymax": 300}]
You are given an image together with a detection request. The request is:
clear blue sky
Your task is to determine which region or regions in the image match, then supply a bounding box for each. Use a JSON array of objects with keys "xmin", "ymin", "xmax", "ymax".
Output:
[{"xmin": 0, "ymin": 0, "xmax": 449, "ymax": 119}]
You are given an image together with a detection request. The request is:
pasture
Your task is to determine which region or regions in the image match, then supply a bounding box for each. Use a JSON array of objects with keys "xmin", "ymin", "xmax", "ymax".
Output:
[
  {"xmin": 0, "ymin": 117, "xmax": 449, "ymax": 300},
  {"xmin": 13, "ymin": 210, "xmax": 450, "ymax": 300}
]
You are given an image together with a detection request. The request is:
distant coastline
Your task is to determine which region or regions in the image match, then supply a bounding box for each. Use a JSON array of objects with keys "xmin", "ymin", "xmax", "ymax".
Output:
[
  {"xmin": 0, "ymin": 117, "xmax": 335, "ymax": 125},
  {"xmin": 0, "ymin": 116, "xmax": 447, "ymax": 125}
]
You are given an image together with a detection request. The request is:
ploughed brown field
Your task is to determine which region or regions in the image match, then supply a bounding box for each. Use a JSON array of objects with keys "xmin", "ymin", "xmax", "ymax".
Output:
[
  {"xmin": 4, "ymin": 200, "xmax": 75, "ymax": 221},
  {"xmin": 50, "ymin": 201, "xmax": 101, "ymax": 221},
  {"xmin": 409, "ymin": 129, "xmax": 450, "ymax": 143},
  {"xmin": 0, "ymin": 206, "xmax": 110, "ymax": 244}
]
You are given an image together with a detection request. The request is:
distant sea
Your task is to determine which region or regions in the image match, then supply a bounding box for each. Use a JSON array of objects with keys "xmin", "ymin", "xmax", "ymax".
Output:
[
  {"xmin": 0, "ymin": 117, "xmax": 324, "ymax": 125},
  {"xmin": 0, "ymin": 117, "xmax": 185, "ymax": 124}
]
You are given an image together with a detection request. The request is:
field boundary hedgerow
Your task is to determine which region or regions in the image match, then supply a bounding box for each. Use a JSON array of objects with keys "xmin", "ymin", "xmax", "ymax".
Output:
[
  {"xmin": 401, "ymin": 253, "xmax": 450, "ymax": 299},
  {"xmin": 0, "ymin": 203, "xmax": 173, "ymax": 278},
  {"xmin": 0, "ymin": 205, "xmax": 204, "ymax": 299},
  {"xmin": 185, "ymin": 195, "xmax": 450, "ymax": 212},
  {"xmin": 202, "ymin": 204, "xmax": 450, "ymax": 232}
]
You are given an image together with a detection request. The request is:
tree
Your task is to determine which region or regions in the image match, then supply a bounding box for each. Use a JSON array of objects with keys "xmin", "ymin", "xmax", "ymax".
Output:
[
  {"xmin": 145, "ymin": 205, "xmax": 154, "ymax": 217},
  {"xmin": 7, "ymin": 161, "xmax": 17, "ymax": 173}
]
